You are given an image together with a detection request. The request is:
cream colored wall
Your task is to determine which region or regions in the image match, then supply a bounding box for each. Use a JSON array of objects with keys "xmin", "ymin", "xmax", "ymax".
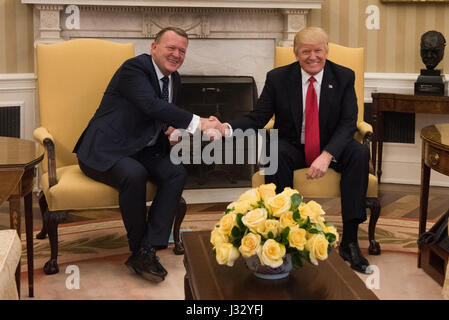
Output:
[
  {"xmin": 0, "ymin": 0, "xmax": 34, "ymax": 73},
  {"xmin": 310, "ymin": 0, "xmax": 449, "ymax": 73}
]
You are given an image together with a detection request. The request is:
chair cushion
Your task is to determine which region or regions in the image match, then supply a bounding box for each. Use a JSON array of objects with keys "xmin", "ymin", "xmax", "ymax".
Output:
[
  {"xmin": 0, "ymin": 230, "xmax": 21, "ymax": 300},
  {"xmin": 252, "ymin": 168, "xmax": 378, "ymax": 198},
  {"xmin": 41, "ymin": 165, "xmax": 157, "ymax": 211}
]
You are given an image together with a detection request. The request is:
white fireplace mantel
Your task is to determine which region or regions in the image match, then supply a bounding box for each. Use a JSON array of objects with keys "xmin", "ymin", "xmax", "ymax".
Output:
[{"xmin": 22, "ymin": 0, "xmax": 323, "ymax": 46}]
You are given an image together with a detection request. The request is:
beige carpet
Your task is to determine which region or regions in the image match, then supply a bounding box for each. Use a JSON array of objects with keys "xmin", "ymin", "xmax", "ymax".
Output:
[
  {"xmin": 21, "ymin": 212, "xmax": 435, "ymax": 269},
  {"xmin": 19, "ymin": 212, "xmax": 446, "ymax": 300}
]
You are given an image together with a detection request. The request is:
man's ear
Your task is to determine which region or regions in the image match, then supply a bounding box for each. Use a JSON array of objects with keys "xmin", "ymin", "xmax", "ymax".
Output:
[{"xmin": 150, "ymin": 41, "xmax": 157, "ymax": 54}]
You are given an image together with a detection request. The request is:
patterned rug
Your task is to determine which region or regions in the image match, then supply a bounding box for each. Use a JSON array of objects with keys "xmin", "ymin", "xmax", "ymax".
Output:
[{"xmin": 21, "ymin": 212, "xmax": 435, "ymax": 271}]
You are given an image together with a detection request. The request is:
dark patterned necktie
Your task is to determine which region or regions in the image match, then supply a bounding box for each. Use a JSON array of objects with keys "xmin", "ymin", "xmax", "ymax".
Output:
[{"xmin": 161, "ymin": 76, "xmax": 169, "ymax": 102}]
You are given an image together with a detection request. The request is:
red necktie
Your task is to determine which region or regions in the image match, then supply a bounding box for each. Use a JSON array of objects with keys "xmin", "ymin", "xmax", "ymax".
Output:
[{"xmin": 304, "ymin": 76, "xmax": 320, "ymax": 166}]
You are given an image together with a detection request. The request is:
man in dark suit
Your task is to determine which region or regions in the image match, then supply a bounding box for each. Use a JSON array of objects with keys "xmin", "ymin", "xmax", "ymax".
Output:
[
  {"xmin": 73, "ymin": 27, "xmax": 220, "ymax": 282},
  {"xmin": 224, "ymin": 27, "xmax": 370, "ymax": 274}
]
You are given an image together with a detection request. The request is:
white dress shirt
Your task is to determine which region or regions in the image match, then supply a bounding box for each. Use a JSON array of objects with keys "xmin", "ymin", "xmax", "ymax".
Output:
[{"xmin": 151, "ymin": 58, "xmax": 199, "ymax": 134}]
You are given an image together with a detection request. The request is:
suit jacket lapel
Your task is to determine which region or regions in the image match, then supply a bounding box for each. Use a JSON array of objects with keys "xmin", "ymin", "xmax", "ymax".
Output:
[
  {"xmin": 148, "ymin": 55, "xmax": 164, "ymax": 99},
  {"xmin": 319, "ymin": 61, "xmax": 335, "ymax": 136},
  {"xmin": 287, "ymin": 62, "xmax": 303, "ymax": 137}
]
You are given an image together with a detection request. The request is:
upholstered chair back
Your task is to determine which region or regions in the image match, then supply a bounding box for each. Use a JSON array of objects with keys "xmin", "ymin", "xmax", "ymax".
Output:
[{"xmin": 36, "ymin": 39, "xmax": 135, "ymax": 172}]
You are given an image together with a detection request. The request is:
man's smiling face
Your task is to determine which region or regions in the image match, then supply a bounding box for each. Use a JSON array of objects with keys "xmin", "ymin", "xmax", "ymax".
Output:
[
  {"xmin": 295, "ymin": 41, "xmax": 328, "ymax": 75},
  {"xmin": 151, "ymin": 30, "xmax": 188, "ymax": 76}
]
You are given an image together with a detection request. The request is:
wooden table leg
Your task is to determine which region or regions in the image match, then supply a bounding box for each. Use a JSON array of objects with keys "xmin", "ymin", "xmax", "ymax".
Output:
[
  {"xmin": 372, "ymin": 103, "xmax": 378, "ymax": 176},
  {"xmin": 418, "ymin": 157, "xmax": 431, "ymax": 268},
  {"xmin": 24, "ymin": 192, "xmax": 34, "ymax": 297},
  {"xmin": 377, "ymin": 111, "xmax": 384, "ymax": 183},
  {"xmin": 9, "ymin": 194, "xmax": 21, "ymax": 299}
]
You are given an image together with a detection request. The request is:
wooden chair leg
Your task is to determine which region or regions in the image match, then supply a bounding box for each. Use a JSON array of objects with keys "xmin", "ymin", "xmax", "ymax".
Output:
[
  {"xmin": 36, "ymin": 192, "xmax": 48, "ymax": 240},
  {"xmin": 43, "ymin": 210, "xmax": 67, "ymax": 275},
  {"xmin": 366, "ymin": 197, "xmax": 381, "ymax": 255},
  {"xmin": 173, "ymin": 197, "xmax": 187, "ymax": 255}
]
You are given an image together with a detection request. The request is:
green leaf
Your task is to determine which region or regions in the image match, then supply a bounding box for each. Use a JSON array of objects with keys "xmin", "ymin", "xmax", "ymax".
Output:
[
  {"xmin": 292, "ymin": 251, "xmax": 303, "ymax": 269},
  {"xmin": 268, "ymin": 231, "xmax": 274, "ymax": 239},
  {"xmin": 231, "ymin": 238, "xmax": 241, "ymax": 248},
  {"xmin": 299, "ymin": 216, "xmax": 312, "ymax": 229},
  {"xmin": 293, "ymin": 209, "xmax": 301, "ymax": 223},
  {"xmin": 281, "ymin": 227, "xmax": 290, "ymax": 244},
  {"xmin": 290, "ymin": 193, "xmax": 303, "ymax": 211},
  {"xmin": 308, "ymin": 228, "xmax": 319, "ymax": 234},
  {"xmin": 257, "ymin": 200, "xmax": 268, "ymax": 209},
  {"xmin": 236, "ymin": 213, "xmax": 245, "ymax": 230},
  {"xmin": 225, "ymin": 207, "xmax": 233, "ymax": 214},
  {"xmin": 301, "ymin": 249, "xmax": 311, "ymax": 264},
  {"xmin": 325, "ymin": 233, "xmax": 336, "ymax": 243},
  {"xmin": 231, "ymin": 226, "xmax": 241, "ymax": 238}
]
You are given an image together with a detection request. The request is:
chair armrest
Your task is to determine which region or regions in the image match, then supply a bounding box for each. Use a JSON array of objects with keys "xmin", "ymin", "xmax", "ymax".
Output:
[
  {"xmin": 355, "ymin": 121, "xmax": 373, "ymax": 147},
  {"xmin": 264, "ymin": 116, "xmax": 275, "ymax": 130},
  {"xmin": 33, "ymin": 127, "xmax": 58, "ymax": 188},
  {"xmin": 354, "ymin": 121, "xmax": 375, "ymax": 175}
]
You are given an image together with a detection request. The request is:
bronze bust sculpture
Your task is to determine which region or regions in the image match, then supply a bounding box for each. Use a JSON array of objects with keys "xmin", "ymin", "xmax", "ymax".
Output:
[
  {"xmin": 415, "ymin": 30, "xmax": 446, "ymax": 96},
  {"xmin": 420, "ymin": 30, "xmax": 446, "ymax": 70}
]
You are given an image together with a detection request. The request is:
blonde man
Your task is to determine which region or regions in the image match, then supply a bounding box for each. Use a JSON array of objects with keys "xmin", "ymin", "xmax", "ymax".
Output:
[{"xmin": 227, "ymin": 27, "xmax": 370, "ymax": 273}]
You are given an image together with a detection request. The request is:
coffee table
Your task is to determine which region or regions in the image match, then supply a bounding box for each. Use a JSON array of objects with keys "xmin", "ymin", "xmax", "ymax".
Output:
[{"xmin": 182, "ymin": 231, "xmax": 378, "ymax": 300}]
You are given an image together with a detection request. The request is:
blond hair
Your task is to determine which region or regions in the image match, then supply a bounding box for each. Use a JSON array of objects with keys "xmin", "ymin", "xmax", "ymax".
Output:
[{"xmin": 293, "ymin": 27, "xmax": 329, "ymax": 55}]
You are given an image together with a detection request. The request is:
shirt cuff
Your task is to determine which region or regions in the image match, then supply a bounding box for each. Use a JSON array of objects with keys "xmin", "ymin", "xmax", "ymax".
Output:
[
  {"xmin": 223, "ymin": 123, "xmax": 233, "ymax": 137},
  {"xmin": 186, "ymin": 114, "xmax": 200, "ymax": 134}
]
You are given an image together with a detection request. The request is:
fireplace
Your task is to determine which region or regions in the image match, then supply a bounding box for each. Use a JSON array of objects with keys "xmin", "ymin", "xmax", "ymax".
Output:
[{"xmin": 178, "ymin": 75, "xmax": 258, "ymax": 189}]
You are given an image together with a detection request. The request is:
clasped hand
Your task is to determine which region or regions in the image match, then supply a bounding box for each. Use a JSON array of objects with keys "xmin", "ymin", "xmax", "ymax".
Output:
[{"xmin": 164, "ymin": 116, "xmax": 230, "ymax": 146}]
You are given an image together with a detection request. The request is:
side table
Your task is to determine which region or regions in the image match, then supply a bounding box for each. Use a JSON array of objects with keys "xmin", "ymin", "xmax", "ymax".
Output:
[
  {"xmin": 419, "ymin": 124, "xmax": 449, "ymax": 285},
  {"xmin": 0, "ymin": 137, "xmax": 44, "ymax": 298},
  {"xmin": 372, "ymin": 93, "xmax": 449, "ymax": 183}
]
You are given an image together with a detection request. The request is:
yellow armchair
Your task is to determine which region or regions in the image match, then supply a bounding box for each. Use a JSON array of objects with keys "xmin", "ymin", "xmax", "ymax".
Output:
[
  {"xmin": 253, "ymin": 43, "xmax": 381, "ymax": 255},
  {"xmin": 34, "ymin": 39, "xmax": 186, "ymax": 275}
]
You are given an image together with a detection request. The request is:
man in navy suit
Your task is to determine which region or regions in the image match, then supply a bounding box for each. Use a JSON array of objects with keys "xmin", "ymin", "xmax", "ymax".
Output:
[
  {"xmin": 74, "ymin": 27, "xmax": 220, "ymax": 282},
  {"xmin": 224, "ymin": 27, "xmax": 370, "ymax": 273}
]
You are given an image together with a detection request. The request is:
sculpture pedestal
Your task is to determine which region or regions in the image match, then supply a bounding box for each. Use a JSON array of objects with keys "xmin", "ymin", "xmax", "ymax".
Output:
[{"xmin": 415, "ymin": 69, "xmax": 446, "ymax": 96}]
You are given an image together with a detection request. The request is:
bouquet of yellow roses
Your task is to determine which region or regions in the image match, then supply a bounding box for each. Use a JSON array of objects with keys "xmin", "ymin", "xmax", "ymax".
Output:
[{"xmin": 210, "ymin": 183, "xmax": 339, "ymax": 271}]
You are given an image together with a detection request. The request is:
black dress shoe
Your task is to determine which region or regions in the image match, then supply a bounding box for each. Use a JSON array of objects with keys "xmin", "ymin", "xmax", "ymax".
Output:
[
  {"xmin": 339, "ymin": 242, "xmax": 371, "ymax": 274},
  {"xmin": 125, "ymin": 247, "xmax": 167, "ymax": 282}
]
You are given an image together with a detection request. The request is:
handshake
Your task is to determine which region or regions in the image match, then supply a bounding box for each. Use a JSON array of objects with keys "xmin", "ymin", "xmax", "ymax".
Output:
[{"xmin": 165, "ymin": 116, "xmax": 231, "ymax": 146}]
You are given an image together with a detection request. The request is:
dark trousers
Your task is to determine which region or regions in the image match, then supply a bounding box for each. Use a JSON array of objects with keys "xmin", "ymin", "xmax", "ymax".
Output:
[
  {"xmin": 78, "ymin": 138, "xmax": 187, "ymax": 253},
  {"xmin": 265, "ymin": 139, "xmax": 369, "ymax": 224}
]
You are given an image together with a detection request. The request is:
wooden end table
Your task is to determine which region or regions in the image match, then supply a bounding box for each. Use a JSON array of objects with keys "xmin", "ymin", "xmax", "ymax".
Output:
[
  {"xmin": 371, "ymin": 93, "xmax": 449, "ymax": 183},
  {"xmin": 182, "ymin": 231, "xmax": 378, "ymax": 300},
  {"xmin": 419, "ymin": 124, "xmax": 449, "ymax": 285},
  {"xmin": 0, "ymin": 137, "xmax": 44, "ymax": 298}
]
